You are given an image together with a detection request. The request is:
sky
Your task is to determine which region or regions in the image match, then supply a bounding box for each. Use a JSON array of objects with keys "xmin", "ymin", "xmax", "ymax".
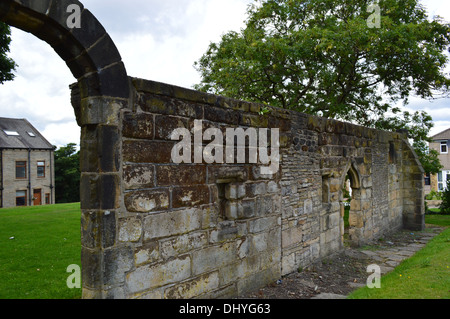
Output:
[{"xmin": 0, "ymin": 0, "xmax": 449, "ymax": 148}]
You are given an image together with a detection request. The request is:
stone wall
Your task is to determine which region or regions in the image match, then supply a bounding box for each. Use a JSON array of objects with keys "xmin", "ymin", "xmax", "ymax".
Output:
[{"xmin": 77, "ymin": 77, "xmax": 424, "ymax": 299}]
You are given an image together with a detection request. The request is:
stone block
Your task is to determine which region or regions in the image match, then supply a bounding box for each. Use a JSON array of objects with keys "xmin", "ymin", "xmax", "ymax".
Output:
[
  {"xmin": 81, "ymin": 211, "xmax": 101, "ymax": 249},
  {"xmin": 192, "ymin": 242, "xmax": 236, "ymax": 276},
  {"xmin": 207, "ymin": 165, "xmax": 248, "ymax": 183},
  {"xmin": 204, "ymin": 106, "xmax": 240, "ymax": 125},
  {"xmin": 143, "ymin": 208, "xmax": 203, "ymax": 240},
  {"xmin": 103, "ymin": 245, "xmax": 134, "ymax": 286},
  {"xmin": 225, "ymin": 183, "xmax": 246, "ymax": 200},
  {"xmin": 81, "ymin": 247, "xmax": 102, "ymax": 289},
  {"xmin": 135, "ymin": 242, "xmax": 160, "ymax": 266},
  {"xmin": 240, "ymin": 114, "xmax": 269, "ymax": 128},
  {"xmin": 267, "ymin": 181, "xmax": 279, "ymax": 193},
  {"xmin": 123, "ymin": 164, "xmax": 154, "ymax": 190},
  {"xmin": 122, "ymin": 112, "xmax": 154, "ymax": 139},
  {"xmin": 246, "ymin": 182, "xmax": 267, "ymax": 197},
  {"xmin": 156, "ymin": 165, "xmax": 206, "ymax": 186},
  {"xmin": 240, "ymin": 199, "xmax": 256, "ymax": 219},
  {"xmin": 123, "ymin": 140, "xmax": 175, "ymax": 164},
  {"xmin": 172, "ymin": 185, "xmax": 210, "ymax": 208},
  {"xmin": 118, "ymin": 217, "xmax": 142, "ymax": 243},
  {"xmin": 282, "ymin": 226, "xmax": 302, "ymax": 248},
  {"xmin": 125, "ymin": 189, "xmax": 169, "ymax": 213},
  {"xmin": 155, "ymin": 115, "xmax": 190, "ymax": 140},
  {"xmin": 98, "ymin": 125, "xmax": 120, "ymax": 172},
  {"xmin": 160, "ymin": 231, "xmax": 208, "ymax": 259},
  {"xmin": 249, "ymin": 216, "xmax": 279, "ymax": 233},
  {"xmin": 136, "ymin": 92, "xmax": 204, "ymax": 118},
  {"xmin": 164, "ymin": 272, "xmax": 219, "ymax": 299},
  {"xmin": 237, "ymin": 266, "xmax": 280, "ymax": 296},
  {"xmin": 126, "ymin": 256, "xmax": 191, "ymax": 293},
  {"xmin": 101, "ymin": 210, "xmax": 116, "ymax": 248}
]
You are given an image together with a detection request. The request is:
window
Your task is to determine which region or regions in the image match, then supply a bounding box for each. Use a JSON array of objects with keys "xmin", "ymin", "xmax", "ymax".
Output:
[
  {"xmin": 424, "ymin": 173, "xmax": 431, "ymax": 186},
  {"xmin": 16, "ymin": 161, "xmax": 27, "ymax": 179},
  {"xmin": 4, "ymin": 130, "xmax": 19, "ymax": 136},
  {"xmin": 27, "ymin": 132, "xmax": 36, "ymax": 137},
  {"xmin": 45, "ymin": 193, "xmax": 50, "ymax": 205},
  {"xmin": 438, "ymin": 172, "xmax": 444, "ymax": 191},
  {"xmin": 440, "ymin": 141, "xmax": 448, "ymax": 154},
  {"xmin": 16, "ymin": 190, "xmax": 27, "ymax": 206},
  {"xmin": 37, "ymin": 161, "xmax": 45, "ymax": 178}
]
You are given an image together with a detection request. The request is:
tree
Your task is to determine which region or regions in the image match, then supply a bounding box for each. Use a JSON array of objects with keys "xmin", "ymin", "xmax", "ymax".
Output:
[
  {"xmin": 0, "ymin": 22, "xmax": 17, "ymax": 84},
  {"xmin": 54, "ymin": 143, "xmax": 80, "ymax": 204},
  {"xmin": 194, "ymin": 0, "xmax": 450, "ymax": 147},
  {"xmin": 413, "ymin": 139, "xmax": 443, "ymax": 175}
]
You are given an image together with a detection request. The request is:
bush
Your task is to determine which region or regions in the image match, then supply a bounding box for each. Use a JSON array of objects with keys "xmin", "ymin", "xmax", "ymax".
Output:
[
  {"xmin": 425, "ymin": 190, "xmax": 443, "ymax": 200},
  {"xmin": 438, "ymin": 180, "xmax": 450, "ymax": 215}
]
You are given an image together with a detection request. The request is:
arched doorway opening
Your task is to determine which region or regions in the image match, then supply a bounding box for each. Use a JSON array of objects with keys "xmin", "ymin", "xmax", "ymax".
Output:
[
  {"xmin": 0, "ymin": 0, "xmax": 129, "ymax": 299},
  {"xmin": 341, "ymin": 163, "xmax": 361, "ymax": 247}
]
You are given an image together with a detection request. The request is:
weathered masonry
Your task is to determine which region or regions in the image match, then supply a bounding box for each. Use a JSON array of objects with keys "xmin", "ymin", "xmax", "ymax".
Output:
[{"xmin": 0, "ymin": 0, "xmax": 424, "ymax": 299}]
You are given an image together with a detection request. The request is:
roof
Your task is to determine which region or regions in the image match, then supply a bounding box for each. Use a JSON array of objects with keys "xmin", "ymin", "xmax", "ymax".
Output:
[
  {"xmin": 431, "ymin": 128, "xmax": 450, "ymax": 141},
  {"xmin": 0, "ymin": 117, "xmax": 54, "ymax": 150}
]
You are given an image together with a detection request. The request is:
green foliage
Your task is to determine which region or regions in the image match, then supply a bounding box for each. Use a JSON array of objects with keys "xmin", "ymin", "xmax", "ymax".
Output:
[
  {"xmin": 0, "ymin": 22, "xmax": 17, "ymax": 84},
  {"xmin": 194, "ymin": 0, "xmax": 450, "ymax": 157},
  {"xmin": 54, "ymin": 143, "xmax": 80, "ymax": 204},
  {"xmin": 438, "ymin": 180, "xmax": 450, "ymax": 215},
  {"xmin": 413, "ymin": 139, "xmax": 443, "ymax": 175},
  {"xmin": 425, "ymin": 190, "xmax": 443, "ymax": 201}
]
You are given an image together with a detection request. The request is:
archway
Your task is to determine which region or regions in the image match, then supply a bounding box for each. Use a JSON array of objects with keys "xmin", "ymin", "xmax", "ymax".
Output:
[
  {"xmin": 340, "ymin": 162, "xmax": 361, "ymax": 247},
  {"xmin": 0, "ymin": 0, "xmax": 129, "ymax": 298}
]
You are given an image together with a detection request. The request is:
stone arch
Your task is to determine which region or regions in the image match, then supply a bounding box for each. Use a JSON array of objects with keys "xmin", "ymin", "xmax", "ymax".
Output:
[
  {"xmin": 340, "ymin": 161, "xmax": 362, "ymax": 247},
  {"xmin": 346, "ymin": 162, "xmax": 361, "ymax": 190},
  {"xmin": 0, "ymin": 0, "xmax": 129, "ymax": 101},
  {"xmin": 0, "ymin": 0, "xmax": 129, "ymax": 298}
]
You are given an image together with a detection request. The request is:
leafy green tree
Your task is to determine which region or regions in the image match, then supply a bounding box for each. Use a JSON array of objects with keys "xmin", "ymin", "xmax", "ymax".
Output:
[
  {"xmin": 413, "ymin": 139, "xmax": 443, "ymax": 175},
  {"xmin": 194, "ymin": 0, "xmax": 450, "ymax": 148},
  {"xmin": 54, "ymin": 143, "xmax": 80, "ymax": 204},
  {"xmin": 0, "ymin": 22, "xmax": 17, "ymax": 84}
]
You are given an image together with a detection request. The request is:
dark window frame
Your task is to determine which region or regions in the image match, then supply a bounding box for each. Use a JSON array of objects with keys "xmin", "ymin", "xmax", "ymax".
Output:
[
  {"xmin": 37, "ymin": 161, "xmax": 45, "ymax": 178},
  {"xmin": 16, "ymin": 190, "xmax": 27, "ymax": 206},
  {"xmin": 16, "ymin": 161, "xmax": 27, "ymax": 179}
]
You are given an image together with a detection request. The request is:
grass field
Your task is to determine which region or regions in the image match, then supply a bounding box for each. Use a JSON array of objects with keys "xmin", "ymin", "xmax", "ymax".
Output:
[
  {"xmin": 0, "ymin": 203, "xmax": 81, "ymax": 299},
  {"xmin": 0, "ymin": 203, "xmax": 448, "ymax": 299},
  {"xmin": 348, "ymin": 214, "xmax": 450, "ymax": 299}
]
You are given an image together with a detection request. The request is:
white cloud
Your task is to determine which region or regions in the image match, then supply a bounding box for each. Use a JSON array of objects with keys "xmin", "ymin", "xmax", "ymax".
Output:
[{"xmin": 0, "ymin": 0, "xmax": 252, "ymax": 147}]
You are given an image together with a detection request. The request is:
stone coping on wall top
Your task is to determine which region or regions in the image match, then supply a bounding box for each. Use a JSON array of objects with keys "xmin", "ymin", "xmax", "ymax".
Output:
[
  {"xmin": 131, "ymin": 77, "xmax": 298, "ymax": 118},
  {"xmin": 130, "ymin": 77, "xmax": 409, "ymax": 142}
]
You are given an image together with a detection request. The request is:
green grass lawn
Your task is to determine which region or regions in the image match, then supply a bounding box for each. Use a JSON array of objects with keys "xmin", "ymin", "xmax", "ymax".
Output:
[
  {"xmin": 348, "ymin": 213, "xmax": 450, "ymax": 299},
  {"xmin": 0, "ymin": 203, "xmax": 81, "ymax": 299},
  {"xmin": 0, "ymin": 203, "xmax": 448, "ymax": 299}
]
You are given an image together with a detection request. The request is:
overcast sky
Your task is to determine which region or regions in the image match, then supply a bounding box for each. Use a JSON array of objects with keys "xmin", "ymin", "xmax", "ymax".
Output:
[{"xmin": 0, "ymin": 0, "xmax": 449, "ymax": 148}]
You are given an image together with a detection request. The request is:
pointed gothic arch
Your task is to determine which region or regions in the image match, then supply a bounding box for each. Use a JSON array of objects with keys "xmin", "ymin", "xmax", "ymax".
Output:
[{"xmin": 340, "ymin": 161, "xmax": 362, "ymax": 247}]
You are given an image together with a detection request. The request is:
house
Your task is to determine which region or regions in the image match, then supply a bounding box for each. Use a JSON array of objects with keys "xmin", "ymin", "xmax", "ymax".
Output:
[
  {"xmin": 0, "ymin": 117, "xmax": 55, "ymax": 208},
  {"xmin": 428, "ymin": 128, "xmax": 450, "ymax": 192}
]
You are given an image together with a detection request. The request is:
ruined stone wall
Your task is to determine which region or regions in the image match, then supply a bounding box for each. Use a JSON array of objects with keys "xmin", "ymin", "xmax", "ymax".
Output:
[
  {"xmin": 1, "ymin": 0, "xmax": 425, "ymax": 300},
  {"xmin": 79, "ymin": 77, "xmax": 424, "ymax": 299}
]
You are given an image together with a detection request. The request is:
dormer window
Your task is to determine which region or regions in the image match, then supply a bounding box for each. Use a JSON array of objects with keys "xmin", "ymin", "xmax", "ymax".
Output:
[{"xmin": 441, "ymin": 141, "xmax": 448, "ymax": 154}]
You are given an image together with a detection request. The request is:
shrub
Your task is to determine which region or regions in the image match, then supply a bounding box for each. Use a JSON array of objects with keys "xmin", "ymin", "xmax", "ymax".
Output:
[
  {"xmin": 438, "ymin": 180, "xmax": 450, "ymax": 215},
  {"xmin": 425, "ymin": 190, "xmax": 443, "ymax": 200}
]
